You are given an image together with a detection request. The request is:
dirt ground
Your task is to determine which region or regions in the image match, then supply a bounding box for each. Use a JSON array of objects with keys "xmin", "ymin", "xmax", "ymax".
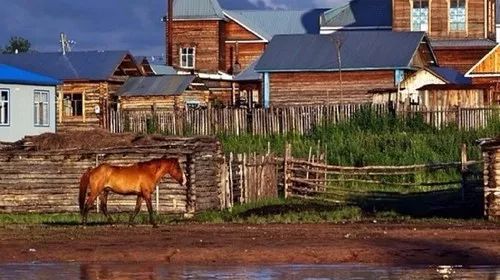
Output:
[{"xmin": 0, "ymin": 223, "xmax": 499, "ymax": 265}]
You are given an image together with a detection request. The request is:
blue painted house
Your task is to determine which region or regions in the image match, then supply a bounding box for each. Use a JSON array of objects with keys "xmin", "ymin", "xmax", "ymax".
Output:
[{"xmin": 0, "ymin": 64, "xmax": 60, "ymax": 142}]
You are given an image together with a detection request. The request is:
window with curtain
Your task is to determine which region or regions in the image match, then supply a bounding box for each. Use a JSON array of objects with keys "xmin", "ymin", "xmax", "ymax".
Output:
[
  {"xmin": 450, "ymin": 0, "xmax": 466, "ymax": 31},
  {"xmin": 34, "ymin": 90, "xmax": 49, "ymax": 126},
  {"xmin": 412, "ymin": 0, "xmax": 429, "ymax": 32}
]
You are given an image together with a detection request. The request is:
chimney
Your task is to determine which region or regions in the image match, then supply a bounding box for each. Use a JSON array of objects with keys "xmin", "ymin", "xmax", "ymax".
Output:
[{"xmin": 167, "ymin": 0, "xmax": 174, "ymax": 66}]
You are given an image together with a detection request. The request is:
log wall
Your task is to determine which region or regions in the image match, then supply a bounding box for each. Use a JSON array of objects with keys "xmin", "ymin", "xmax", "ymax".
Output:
[
  {"xmin": 268, "ymin": 71, "xmax": 395, "ymax": 106},
  {"xmin": 0, "ymin": 137, "xmax": 224, "ymax": 214},
  {"xmin": 482, "ymin": 144, "xmax": 500, "ymax": 221},
  {"xmin": 433, "ymin": 47, "xmax": 492, "ymax": 74}
]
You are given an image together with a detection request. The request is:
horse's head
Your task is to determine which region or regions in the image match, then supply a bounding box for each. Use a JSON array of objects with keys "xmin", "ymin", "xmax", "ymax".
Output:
[{"xmin": 163, "ymin": 157, "xmax": 187, "ymax": 186}]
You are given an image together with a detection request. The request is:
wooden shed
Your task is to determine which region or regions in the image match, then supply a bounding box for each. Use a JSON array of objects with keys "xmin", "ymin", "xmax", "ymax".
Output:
[
  {"xmin": 418, "ymin": 84, "xmax": 496, "ymax": 109},
  {"xmin": 116, "ymin": 75, "xmax": 209, "ymax": 111},
  {"xmin": 481, "ymin": 138, "xmax": 500, "ymax": 221},
  {"xmin": 465, "ymin": 44, "xmax": 500, "ymax": 105}
]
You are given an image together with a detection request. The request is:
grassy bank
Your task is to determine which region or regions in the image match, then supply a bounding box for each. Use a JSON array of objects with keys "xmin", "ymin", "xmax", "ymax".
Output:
[{"xmin": 220, "ymin": 109, "xmax": 500, "ymax": 166}]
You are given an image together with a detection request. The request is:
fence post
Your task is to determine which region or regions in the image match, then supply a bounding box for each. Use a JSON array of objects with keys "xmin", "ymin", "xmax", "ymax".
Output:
[
  {"xmin": 283, "ymin": 143, "xmax": 291, "ymax": 199},
  {"xmin": 460, "ymin": 143, "xmax": 468, "ymax": 201}
]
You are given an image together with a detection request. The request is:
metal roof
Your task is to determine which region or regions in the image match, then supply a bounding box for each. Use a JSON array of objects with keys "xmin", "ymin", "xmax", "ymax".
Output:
[
  {"xmin": 224, "ymin": 9, "xmax": 327, "ymax": 41},
  {"xmin": 234, "ymin": 57, "xmax": 261, "ymax": 82},
  {"xmin": 150, "ymin": 65, "xmax": 177, "ymax": 75},
  {"xmin": 0, "ymin": 64, "xmax": 60, "ymax": 86},
  {"xmin": 255, "ymin": 31, "xmax": 428, "ymax": 72},
  {"xmin": 430, "ymin": 39, "xmax": 497, "ymax": 48},
  {"xmin": 172, "ymin": 0, "xmax": 225, "ymax": 20},
  {"xmin": 417, "ymin": 84, "xmax": 492, "ymax": 91},
  {"xmin": 429, "ymin": 66, "xmax": 471, "ymax": 85},
  {"xmin": 0, "ymin": 51, "xmax": 131, "ymax": 81},
  {"xmin": 116, "ymin": 75, "xmax": 195, "ymax": 97},
  {"xmin": 320, "ymin": 0, "xmax": 392, "ymax": 28}
]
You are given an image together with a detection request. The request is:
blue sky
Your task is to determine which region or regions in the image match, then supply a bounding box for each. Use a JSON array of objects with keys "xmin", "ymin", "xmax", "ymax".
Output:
[{"xmin": 0, "ymin": 0, "xmax": 343, "ymax": 56}]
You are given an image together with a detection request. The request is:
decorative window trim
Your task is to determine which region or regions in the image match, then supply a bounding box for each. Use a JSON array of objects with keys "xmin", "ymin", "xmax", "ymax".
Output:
[
  {"xmin": 448, "ymin": 0, "xmax": 468, "ymax": 34},
  {"xmin": 0, "ymin": 88, "xmax": 10, "ymax": 126},
  {"xmin": 33, "ymin": 90, "xmax": 50, "ymax": 127},
  {"xmin": 180, "ymin": 46, "xmax": 196, "ymax": 69}
]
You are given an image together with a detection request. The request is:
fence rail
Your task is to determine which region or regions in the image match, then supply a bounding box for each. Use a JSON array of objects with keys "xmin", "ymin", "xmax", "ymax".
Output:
[{"xmin": 110, "ymin": 104, "xmax": 500, "ymax": 136}]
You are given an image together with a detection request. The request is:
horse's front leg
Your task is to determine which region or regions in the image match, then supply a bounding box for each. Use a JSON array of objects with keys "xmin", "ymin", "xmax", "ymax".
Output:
[
  {"xmin": 143, "ymin": 192, "xmax": 157, "ymax": 228},
  {"xmin": 129, "ymin": 195, "xmax": 143, "ymax": 226}
]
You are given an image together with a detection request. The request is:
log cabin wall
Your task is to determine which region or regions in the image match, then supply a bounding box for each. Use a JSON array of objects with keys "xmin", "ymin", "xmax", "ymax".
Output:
[
  {"xmin": 0, "ymin": 137, "xmax": 224, "ymax": 214},
  {"xmin": 392, "ymin": 0, "xmax": 494, "ymax": 40},
  {"xmin": 119, "ymin": 91, "xmax": 210, "ymax": 111},
  {"xmin": 482, "ymin": 143, "xmax": 500, "ymax": 221},
  {"xmin": 433, "ymin": 47, "xmax": 492, "ymax": 73},
  {"xmin": 268, "ymin": 71, "xmax": 395, "ymax": 106},
  {"xmin": 170, "ymin": 20, "xmax": 223, "ymax": 73}
]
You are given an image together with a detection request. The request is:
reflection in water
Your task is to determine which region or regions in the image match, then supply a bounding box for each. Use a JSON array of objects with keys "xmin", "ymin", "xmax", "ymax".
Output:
[{"xmin": 0, "ymin": 263, "xmax": 499, "ymax": 280}]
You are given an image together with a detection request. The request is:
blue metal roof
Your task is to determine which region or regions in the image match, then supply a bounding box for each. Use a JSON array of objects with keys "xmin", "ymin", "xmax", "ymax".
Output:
[
  {"xmin": 320, "ymin": 0, "xmax": 392, "ymax": 28},
  {"xmin": 172, "ymin": 0, "xmax": 225, "ymax": 20},
  {"xmin": 429, "ymin": 66, "xmax": 471, "ymax": 85},
  {"xmin": 255, "ymin": 31, "xmax": 428, "ymax": 72},
  {"xmin": 0, "ymin": 51, "xmax": 131, "ymax": 81},
  {"xmin": 0, "ymin": 64, "xmax": 60, "ymax": 86},
  {"xmin": 234, "ymin": 57, "xmax": 261, "ymax": 81},
  {"xmin": 224, "ymin": 9, "xmax": 327, "ymax": 41}
]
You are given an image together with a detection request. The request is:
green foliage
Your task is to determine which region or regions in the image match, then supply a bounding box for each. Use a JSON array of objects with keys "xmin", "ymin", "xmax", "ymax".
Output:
[{"xmin": 3, "ymin": 36, "xmax": 31, "ymax": 54}]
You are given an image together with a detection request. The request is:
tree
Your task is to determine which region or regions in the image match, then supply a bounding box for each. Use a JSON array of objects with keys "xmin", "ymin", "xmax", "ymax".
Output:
[{"xmin": 3, "ymin": 36, "xmax": 31, "ymax": 54}]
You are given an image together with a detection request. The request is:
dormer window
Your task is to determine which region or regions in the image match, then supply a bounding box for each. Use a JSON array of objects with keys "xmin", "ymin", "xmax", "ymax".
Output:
[
  {"xmin": 180, "ymin": 47, "xmax": 195, "ymax": 69},
  {"xmin": 450, "ymin": 0, "xmax": 466, "ymax": 31},
  {"xmin": 412, "ymin": 0, "xmax": 429, "ymax": 32}
]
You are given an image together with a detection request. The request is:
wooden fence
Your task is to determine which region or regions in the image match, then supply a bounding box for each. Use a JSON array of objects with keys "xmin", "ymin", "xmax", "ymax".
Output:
[{"xmin": 109, "ymin": 104, "xmax": 500, "ymax": 136}]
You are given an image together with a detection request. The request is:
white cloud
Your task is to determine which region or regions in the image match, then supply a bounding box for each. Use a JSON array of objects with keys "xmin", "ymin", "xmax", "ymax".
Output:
[
  {"xmin": 248, "ymin": 0, "xmax": 288, "ymax": 9},
  {"xmin": 313, "ymin": 0, "xmax": 348, "ymax": 7}
]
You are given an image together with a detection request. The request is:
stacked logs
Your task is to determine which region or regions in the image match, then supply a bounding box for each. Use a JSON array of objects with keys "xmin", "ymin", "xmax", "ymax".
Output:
[{"xmin": 481, "ymin": 139, "xmax": 500, "ymax": 221}]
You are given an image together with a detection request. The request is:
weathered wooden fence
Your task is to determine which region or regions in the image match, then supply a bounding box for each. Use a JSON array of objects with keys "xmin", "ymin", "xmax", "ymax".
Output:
[
  {"xmin": 0, "ymin": 137, "xmax": 225, "ymax": 214},
  {"xmin": 110, "ymin": 104, "xmax": 500, "ymax": 135}
]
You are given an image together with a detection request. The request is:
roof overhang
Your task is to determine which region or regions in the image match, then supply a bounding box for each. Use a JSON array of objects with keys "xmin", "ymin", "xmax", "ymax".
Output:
[
  {"xmin": 255, "ymin": 67, "xmax": 414, "ymax": 73},
  {"xmin": 465, "ymin": 44, "xmax": 500, "ymax": 77}
]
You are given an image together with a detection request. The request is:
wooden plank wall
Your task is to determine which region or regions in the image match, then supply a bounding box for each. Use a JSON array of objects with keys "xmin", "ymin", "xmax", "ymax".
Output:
[
  {"xmin": 0, "ymin": 137, "xmax": 225, "ymax": 214},
  {"xmin": 269, "ymin": 71, "xmax": 395, "ymax": 106},
  {"xmin": 433, "ymin": 48, "xmax": 492, "ymax": 74}
]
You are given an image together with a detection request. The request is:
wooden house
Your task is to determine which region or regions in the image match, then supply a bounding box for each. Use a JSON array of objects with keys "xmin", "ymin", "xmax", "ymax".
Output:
[
  {"xmin": 0, "ymin": 64, "xmax": 60, "ymax": 142},
  {"xmin": 417, "ymin": 84, "xmax": 495, "ymax": 109},
  {"xmin": 321, "ymin": 0, "xmax": 497, "ymax": 73},
  {"xmin": 254, "ymin": 31, "xmax": 437, "ymax": 107},
  {"xmin": 165, "ymin": 0, "xmax": 326, "ymax": 106},
  {"xmin": 465, "ymin": 44, "xmax": 500, "ymax": 104},
  {"xmin": 0, "ymin": 51, "xmax": 142, "ymax": 131},
  {"xmin": 116, "ymin": 75, "xmax": 209, "ymax": 111},
  {"xmin": 480, "ymin": 138, "xmax": 500, "ymax": 221}
]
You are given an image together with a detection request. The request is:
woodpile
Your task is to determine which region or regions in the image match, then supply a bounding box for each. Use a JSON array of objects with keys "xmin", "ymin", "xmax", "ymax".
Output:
[
  {"xmin": 0, "ymin": 136, "xmax": 224, "ymax": 214},
  {"xmin": 481, "ymin": 138, "xmax": 500, "ymax": 221}
]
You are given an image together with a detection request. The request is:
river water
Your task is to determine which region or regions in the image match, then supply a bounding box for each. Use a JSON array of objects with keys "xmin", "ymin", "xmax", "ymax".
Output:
[{"xmin": 0, "ymin": 263, "xmax": 498, "ymax": 279}]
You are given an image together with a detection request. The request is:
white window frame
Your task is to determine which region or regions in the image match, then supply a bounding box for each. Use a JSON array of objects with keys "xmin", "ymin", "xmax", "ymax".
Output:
[
  {"xmin": 449, "ymin": 0, "xmax": 466, "ymax": 32},
  {"xmin": 34, "ymin": 90, "xmax": 50, "ymax": 127},
  {"xmin": 0, "ymin": 89, "xmax": 9, "ymax": 126},
  {"xmin": 412, "ymin": 0, "xmax": 429, "ymax": 32},
  {"xmin": 180, "ymin": 47, "xmax": 196, "ymax": 69}
]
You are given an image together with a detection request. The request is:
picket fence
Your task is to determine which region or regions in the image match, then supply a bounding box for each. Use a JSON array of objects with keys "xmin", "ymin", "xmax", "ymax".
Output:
[{"xmin": 109, "ymin": 104, "xmax": 500, "ymax": 136}]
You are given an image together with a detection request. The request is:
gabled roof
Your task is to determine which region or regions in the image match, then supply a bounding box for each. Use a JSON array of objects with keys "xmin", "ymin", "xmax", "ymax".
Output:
[
  {"xmin": 0, "ymin": 51, "xmax": 134, "ymax": 81},
  {"xmin": 223, "ymin": 9, "xmax": 327, "ymax": 42},
  {"xmin": 234, "ymin": 57, "xmax": 261, "ymax": 82},
  {"xmin": 255, "ymin": 31, "xmax": 431, "ymax": 72},
  {"xmin": 429, "ymin": 66, "xmax": 471, "ymax": 85},
  {"xmin": 172, "ymin": 0, "xmax": 225, "ymax": 20},
  {"xmin": 116, "ymin": 75, "xmax": 195, "ymax": 97},
  {"xmin": 465, "ymin": 44, "xmax": 500, "ymax": 77},
  {"xmin": 0, "ymin": 64, "xmax": 60, "ymax": 86},
  {"xmin": 320, "ymin": 0, "xmax": 392, "ymax": 29}
]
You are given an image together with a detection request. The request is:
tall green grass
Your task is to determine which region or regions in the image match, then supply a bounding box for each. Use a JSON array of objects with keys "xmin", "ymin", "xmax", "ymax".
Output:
[{"xmin": 220, "ymin": 108, "xmax": 500, "ymax": 166}]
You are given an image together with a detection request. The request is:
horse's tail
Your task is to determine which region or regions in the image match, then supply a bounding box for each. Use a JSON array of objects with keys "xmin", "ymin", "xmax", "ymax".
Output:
[{"xmin": 79, "ymin": 167, "xmax": 92, "ymax": 214}]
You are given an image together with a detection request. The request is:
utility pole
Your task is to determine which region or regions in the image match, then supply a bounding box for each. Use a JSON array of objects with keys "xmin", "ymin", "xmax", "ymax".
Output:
[
  {"xmin": 167, "ymin": 0, "xmax": 174, "ymax": 66},
  {"xmin": 59, "ymin": 33, "xmax": 75, "ymax": 55},
  {"xmin": 332, "ymin": 34, "xmax": 344, "ymax": 105}
]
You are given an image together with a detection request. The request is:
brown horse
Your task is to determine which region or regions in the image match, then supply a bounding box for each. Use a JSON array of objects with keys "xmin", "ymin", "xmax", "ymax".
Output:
[{"xmin": 79, "ymin": 156, "xmax": 186, "ymax": 227}]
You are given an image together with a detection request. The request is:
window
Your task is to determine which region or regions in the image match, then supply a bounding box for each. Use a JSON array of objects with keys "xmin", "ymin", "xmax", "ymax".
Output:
[
  {"xmin": 450, "ymin": 0, "xmax": 466, "ymax": 31},
  {"xmin": 180, "ymin": 47, "xmax": 195, "ymax": 69},
  {"xmin": 34, "ymin": 90, "xmax": 49, "ymax": 126},
  {"xmin": 63, "ymin": 93, "xmax": 83, "ymax": 117},
  {"xmin": 412, "ymin": 0, "xmax": 429, "ymax": 32},
  {"xmin": 0, "ymin": 89, "xmax": 9, "ymax": 125}
]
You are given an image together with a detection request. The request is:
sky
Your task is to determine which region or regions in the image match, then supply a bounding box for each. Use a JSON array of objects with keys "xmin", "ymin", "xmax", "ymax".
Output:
[{"xmin": 0, "ymin": 0, "xmax": 344, "ymax": 56}]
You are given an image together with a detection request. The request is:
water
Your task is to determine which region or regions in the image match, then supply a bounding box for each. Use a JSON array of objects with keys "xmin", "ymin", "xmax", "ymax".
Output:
[{"xmin": 0, "ymin": 263, "xmax": 499, "ymax": 280}]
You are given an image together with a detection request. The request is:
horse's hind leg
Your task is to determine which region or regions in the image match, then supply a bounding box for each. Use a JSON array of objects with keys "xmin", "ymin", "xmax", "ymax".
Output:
[
  {"xmin": 129, "ymin": 196, "xmax": 142, "ymax": 226},
  {"xmin": 100, "ymin": 190, "xmax": 113, "ymax": 224},
  {"xmin": 82, "ymin": 191, "xmax": 99, "ymax": 226}
]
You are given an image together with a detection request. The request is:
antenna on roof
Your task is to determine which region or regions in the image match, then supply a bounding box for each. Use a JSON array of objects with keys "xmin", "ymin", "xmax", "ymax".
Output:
[{"xmin": 60, "ymin": 32, "xmax": 76, "ymax": 55}]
